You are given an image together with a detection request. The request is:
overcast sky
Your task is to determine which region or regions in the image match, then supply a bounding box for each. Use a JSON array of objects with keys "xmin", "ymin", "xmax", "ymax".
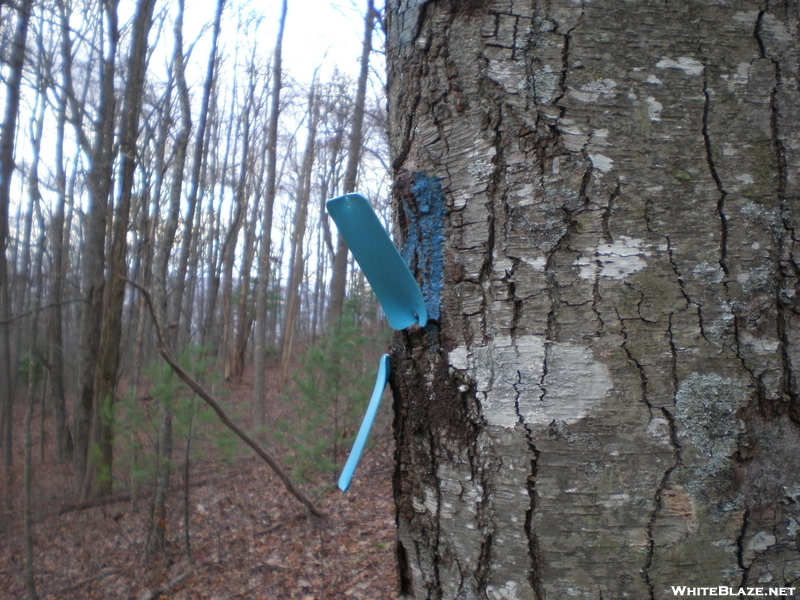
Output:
[{"xmin": 183, "ymin": 0, "xmax": 383, "ymax": 83}]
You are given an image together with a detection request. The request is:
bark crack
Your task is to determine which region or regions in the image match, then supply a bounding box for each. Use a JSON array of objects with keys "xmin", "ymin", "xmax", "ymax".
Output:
[
  {"xmin": 737, "ymin": 506, "xmax": 752, "ymax": 586},
  {"xmin": 618, "ymin": 311, "xmax": 682, "ymax": 599},
  {"xmin": 756, "ymin": 9, "xmax": 800, "ymax": 415},
  {"xmin": 701, "ymin": 60, "xmax": 729, "ymax": 277}
]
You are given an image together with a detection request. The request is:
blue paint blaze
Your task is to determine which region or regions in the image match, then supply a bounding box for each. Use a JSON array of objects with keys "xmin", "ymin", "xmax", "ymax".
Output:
[{"xmin": 401, "ymin": 173, "xmax": 445, "ymax": 322}]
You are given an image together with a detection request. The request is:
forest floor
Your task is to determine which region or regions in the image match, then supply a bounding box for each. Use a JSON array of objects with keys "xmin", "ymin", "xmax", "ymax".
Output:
[{"xmin": 0, "ymin": 361, "xmax": 399, "ymax": 599}]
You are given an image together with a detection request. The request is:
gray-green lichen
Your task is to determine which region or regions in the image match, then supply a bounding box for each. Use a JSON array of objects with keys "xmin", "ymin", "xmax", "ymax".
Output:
[{"xmin": 675, "ymin": 373, "xmax": 748, "ymax": 478}]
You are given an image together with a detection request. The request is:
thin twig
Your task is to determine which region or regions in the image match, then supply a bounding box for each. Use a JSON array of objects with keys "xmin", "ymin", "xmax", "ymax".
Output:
[
  {"xmin": 0, "ymin": 298, "xmax": 86, "ymax": 325},
  {"xmin": 119, "ymin": 276, "xmax": 324, "ymax": 519}
]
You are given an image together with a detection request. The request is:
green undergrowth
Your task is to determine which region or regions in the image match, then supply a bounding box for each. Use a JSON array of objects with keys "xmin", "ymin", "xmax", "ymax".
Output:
[{"xmin": 274, "ymin": 303, "xmax": 392, "ymax": 486}]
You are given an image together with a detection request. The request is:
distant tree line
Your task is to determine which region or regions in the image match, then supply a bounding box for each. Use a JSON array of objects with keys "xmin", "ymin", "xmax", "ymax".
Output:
[{"xmin": 0, "ymin": 0, "xmax": 384, "ymax": 548}]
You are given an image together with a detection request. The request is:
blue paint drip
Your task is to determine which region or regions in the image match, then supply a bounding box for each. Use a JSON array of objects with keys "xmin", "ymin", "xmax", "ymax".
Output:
[{"xmin": 401, "ymin": 173, "xmax": 445, "ymax": 321}]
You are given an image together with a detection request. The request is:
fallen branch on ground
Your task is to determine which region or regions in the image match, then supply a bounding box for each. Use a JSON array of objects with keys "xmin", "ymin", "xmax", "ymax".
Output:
[
  {"xmin": 58, "ymin": 478, "xmax": 216, "ymax": 515},
  {"xmin": 119, "ymin": 276, "xmax": 324, "ymax": 519}
]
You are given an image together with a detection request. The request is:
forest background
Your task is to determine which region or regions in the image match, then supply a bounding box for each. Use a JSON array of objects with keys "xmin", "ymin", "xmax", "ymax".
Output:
[{"xmin": 0, "ymin": 0, "xmax": 397, "ymax": 598}]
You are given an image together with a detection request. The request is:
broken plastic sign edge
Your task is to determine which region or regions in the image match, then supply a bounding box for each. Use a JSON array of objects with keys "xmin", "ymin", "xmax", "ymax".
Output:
[{"xmin": 337, "ymin": 354, "xmax": 390, "ymax": 492}]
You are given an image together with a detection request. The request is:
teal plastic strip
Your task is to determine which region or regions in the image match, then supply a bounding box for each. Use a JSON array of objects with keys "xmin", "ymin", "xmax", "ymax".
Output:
[
  {"xmin": 338, "ymin": 354, "xmax": 390, "ymax": 492},
  {"xmin": 327, "ymin": 193, "xmax": 428, "ymax": 330}
]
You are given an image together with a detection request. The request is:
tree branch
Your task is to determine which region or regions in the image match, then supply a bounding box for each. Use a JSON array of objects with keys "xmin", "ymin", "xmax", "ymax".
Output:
[
  {"xmin": 119, "ymin": 275, "xmax": 324, "ymax": 519},
  {"xmin": 0, "ymin": 298, "xmax": 86, "ymax": 325}
]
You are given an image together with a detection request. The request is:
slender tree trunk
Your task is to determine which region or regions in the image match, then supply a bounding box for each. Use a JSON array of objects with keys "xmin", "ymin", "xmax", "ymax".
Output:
[
  {"xmin": 23, "ymin": 60, "xmax": 46, "ymax": 600},
  {"xmin": 73, "ymin": 0, "xmax": 119, "ymax": 497},
  {"xmin": 224, "ymin": 69, "xmax": 256, "ymax": 381},
  {"xmin": 214, "ymin": 105, "xmax": 245, "ymax": 369},
  {"xmin": 279, "ymin": 86, "xmax": 320, "ymax": 381},
  {"xmin": 387, "ymin": 1, "xmax": 800, "ymax": 598},
  {"xmin": 327, "ymin": 0, "xmax": 375, "ymax": 326},
  {"xmin": 253, "ymin": 0, "xmax": 287, "ymax": 432},
  {"xmin": 23, "ymin": 377, "xmax": 38, "ymax": 600},
  {"xmin": 50, "ymin": 31, "xmax": 71, "ymax": 463},
  {"xmin": 146, "ymin": 408, "xmax": 172, "ymax": 557},
  {"xmin": 84, "ymin": 0, "xmax": 156, "ymax": 498},
  {"xmin": 145, "ymin": 0, "xmax": 189, "ymax": 550},
  {"xmin": 0, "ymin": 0, "xmax": 33, "ymax": 514},
  {"xmin": 170, "ymin": 0, "xmax": 225, "ymax": 349}
]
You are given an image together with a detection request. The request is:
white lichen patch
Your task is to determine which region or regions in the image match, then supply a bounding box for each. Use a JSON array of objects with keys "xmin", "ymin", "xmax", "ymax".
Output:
[
  {"xmin": 646, "ymin": 96, "xmax": 663, "ymax": 121},
  {"xmin": 656, "ymin": 56, "xmax": 704, "ymax": 76},
  {"xmin": 588, "ymin": 152, "xmax": 614, "ymax": 173},
  {"xmin": 558, "ymin": 121, "xmax": 589, "ymax": 152},
  {"xmin": 487, "ymin": 580, "xmax": 519, "ymax": 600},
  {"xmin": 736, "ymin": 173, "xmax": 754, "ymax": 185},
  {"xmin": 646, "ymin": 413, "xmax": 673, "ymax": 446},
  {"xmin": 568, "ymin": 78, "xmax": 618, "ymax": 103},
  {"xmin": 512, "ymin": 183, "xmax": 537, "ymax": 206},
  {"xmin": 723, "ymin": 143, "xmax": 738, "ymax": 156},
  {"xmin": 740, "ymin": 201, "xmax": 782, "ymax": 232},
  {"xmin": 449, "ymin": 346, "xmax": 469, "ymax": 370},
  {"xmin": 575, "ymin": 236, "xmax": 650, "ymax": 280},
  {"xmin": 470, "ymin": 335, "xmax": 611, "ymax": 428},
  {"xmin": 591, "ymin": 128, "xmax": 610, "ymax": 144},
  {"xmin": 521, "ymin": 255, "xmax": 547, "ymax": 271},
  {"xmin": 468, "ymin": 159, "xmax": 495, "ymax": 182},
  {"xmin": 517, "ymin": 342, "xmax": 611, "ymax": 426},
  {"xmin": 488, "ymin": 60, "xmax": 527, "ymax": 95}
]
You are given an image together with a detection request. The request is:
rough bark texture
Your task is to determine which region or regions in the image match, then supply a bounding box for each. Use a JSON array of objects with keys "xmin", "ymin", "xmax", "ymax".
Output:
[{"xmin": 386, "ymin": 1, "xmax": 800, "ymax": 598}]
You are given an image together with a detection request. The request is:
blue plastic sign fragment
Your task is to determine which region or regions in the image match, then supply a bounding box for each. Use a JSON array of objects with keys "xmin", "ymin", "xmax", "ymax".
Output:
[
  {"xmin": 338, "ymin": 354, "xmax": 391, "ymax": 492},
  {"xmin": 326, "ymin": 193, "xmax": 428, "ymax": 330}
]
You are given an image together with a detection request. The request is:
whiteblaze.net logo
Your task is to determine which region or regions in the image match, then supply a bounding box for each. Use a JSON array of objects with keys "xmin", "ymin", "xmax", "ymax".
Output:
[{"xmin": 670, "ymin": 587, "xmax": 796, "ymax": 597}]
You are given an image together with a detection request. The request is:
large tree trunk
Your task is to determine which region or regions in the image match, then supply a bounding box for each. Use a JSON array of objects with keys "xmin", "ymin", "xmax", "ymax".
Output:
[{"xmin": 386, "ymin": 1, "xmax": 800, "ymax": 598}]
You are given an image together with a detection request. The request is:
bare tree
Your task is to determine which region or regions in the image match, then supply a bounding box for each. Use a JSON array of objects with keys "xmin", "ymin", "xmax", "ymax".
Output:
[
  {"xmin": 253, "ymin": 0, "xmax": 287, "ymax": 432},
  {"xmin": 327, "ymin": 0, "xmax": 376, "ymax": 326},
  {"xmin": 0, "ymin": 0, "xmax": 34, "ymax": 511},
  {"xmin": 146, "ymin": 0, "xmax": 190, "ymax": 554},
  {"xmin": 279, "ymin": 84, "xmax": 320, "ymax": 381},
  {"xmin": 170, "ymin": 0, "xmax": 226, "ymax": 349},
  {"xmin": 71, "ymin": 0, "xmax": 120, "ymax": 497}
]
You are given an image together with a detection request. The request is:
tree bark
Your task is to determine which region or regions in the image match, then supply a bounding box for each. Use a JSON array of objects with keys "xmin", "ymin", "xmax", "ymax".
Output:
[
  {"xmin": 73, "ymin": 0, "xmax": 119, "ymax": 497},
  {"xmin": 0, "ymin": 0, "xmax": 33, "ymax": 511},
  {"xmin": 84, "ymin": 0, "xmax": 156, "ymax": 499},
  {"xmin": 50, "ymin": 23, "xmax": 71, "ymax": 463},
  {"xmin": 386, "ymin": 1, "xmax": 800, "ymax": 598},
  {"xmin": 146, "ymin": 408, "xmax": 172, "ymax": 557}
]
